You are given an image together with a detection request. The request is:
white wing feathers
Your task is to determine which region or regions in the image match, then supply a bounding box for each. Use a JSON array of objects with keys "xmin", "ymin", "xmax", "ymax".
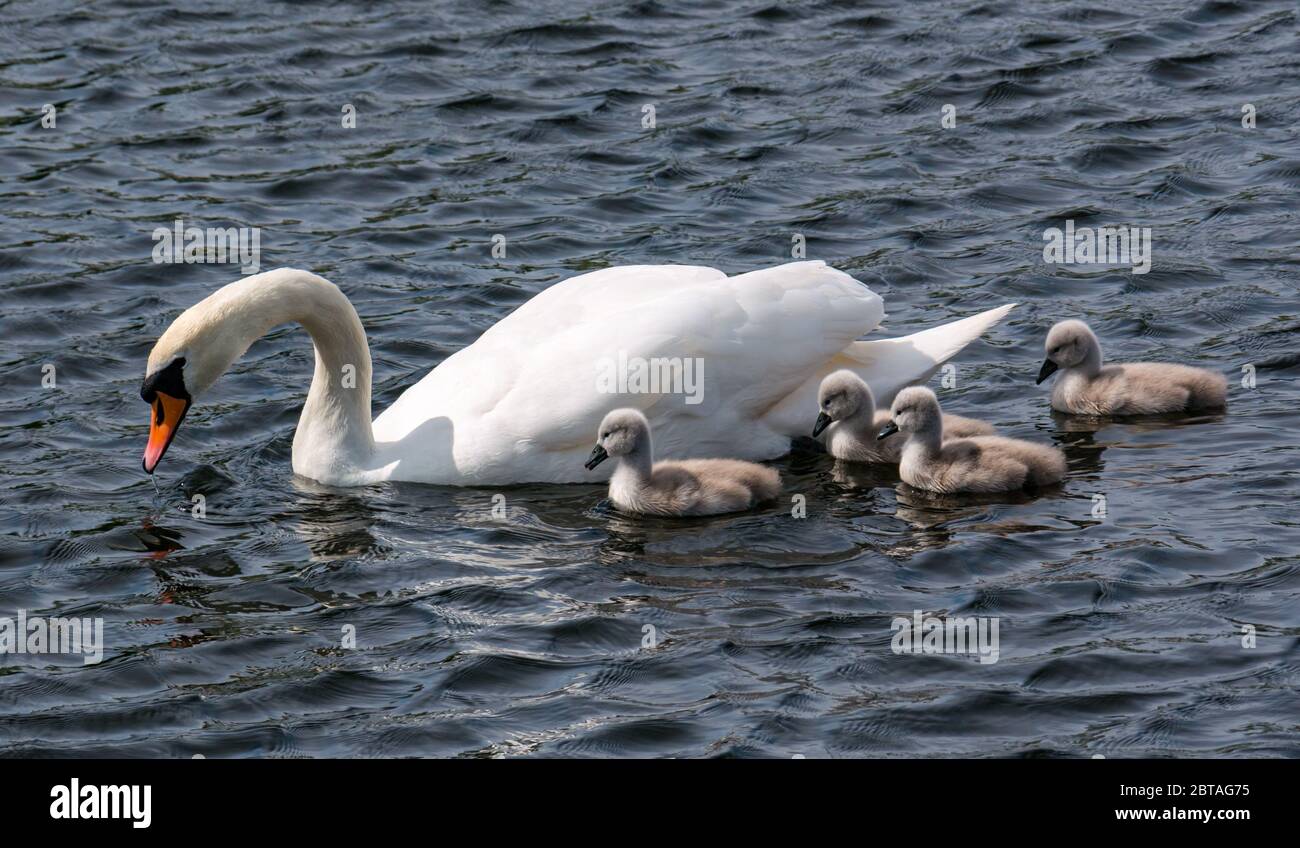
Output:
[
  {"xmin": 371, "ymin": 261, "xmax": 1013, "ymax": 482},
  {"xmin": 846, "ymin": 303, "xmax": 1017, "ymax": 405},
  {"xmin": 758, "ymin": 303, "xmax": 1017, "ymax": 437}
]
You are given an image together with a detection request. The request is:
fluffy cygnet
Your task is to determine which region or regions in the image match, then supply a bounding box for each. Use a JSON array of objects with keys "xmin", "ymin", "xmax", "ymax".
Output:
[
  {"xmin": 813, "ymin": 370, "xmax": 995, "ymax": 463},
  {"xmin": 1037, "ymin": 319, "xmax": 1227, "ymax": 415},
  {"xmin": 882, "ymin": 387, "xmax": 1067, "ymax": 493},
  {"xmin": 585, "ymin": 408, "xmax": 781, "ymax": 516}
]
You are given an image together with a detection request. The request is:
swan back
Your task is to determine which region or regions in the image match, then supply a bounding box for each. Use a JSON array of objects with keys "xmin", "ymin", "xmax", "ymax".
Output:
[{"xmin": 373, "ymin": 261, "xmax": 888, "ymax": 482}]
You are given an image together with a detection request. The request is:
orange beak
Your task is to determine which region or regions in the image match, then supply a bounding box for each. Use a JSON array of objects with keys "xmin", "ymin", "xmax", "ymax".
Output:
[{"xmin": 143, "ymin": 390, "xmax": 190, "ymax": 474}]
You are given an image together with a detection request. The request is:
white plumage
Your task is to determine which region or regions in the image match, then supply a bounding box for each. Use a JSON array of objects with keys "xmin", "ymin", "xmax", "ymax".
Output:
[{"xmin": 143, "ymin": 261, "xmax": 1014, "ymax": 486}]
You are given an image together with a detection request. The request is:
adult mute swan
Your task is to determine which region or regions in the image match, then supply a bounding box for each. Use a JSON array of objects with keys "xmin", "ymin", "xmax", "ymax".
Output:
[{"xmin": 140, "ymin": 261, "xmax": 1013, "ymax": 486}]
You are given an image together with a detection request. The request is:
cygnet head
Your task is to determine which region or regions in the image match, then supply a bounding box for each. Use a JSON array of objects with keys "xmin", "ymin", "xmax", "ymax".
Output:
[
  {"xmin": 585, "ymin": 408, "xmax": 651, "ymax": 470},
  {"xmin": 813, "ymin": 370, "xmax": 873, "ymax": 437},
  {"xmin": 878, "ymin": 386, "xmax": 942, "ymax": 441},
  {"xmin": 1038, "ymin": 319, "xmax": 1101, "ymax": 383}
]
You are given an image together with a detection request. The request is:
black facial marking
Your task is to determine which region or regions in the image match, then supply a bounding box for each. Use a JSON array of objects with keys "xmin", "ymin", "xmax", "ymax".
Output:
[{"xmin": 141, "ymin": 357, "xmax": 190, "ymax": 404}]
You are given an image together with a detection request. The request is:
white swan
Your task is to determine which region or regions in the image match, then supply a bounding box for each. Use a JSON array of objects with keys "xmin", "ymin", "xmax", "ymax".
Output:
[{"xmin": 140, "ymin": 261, "xmax": 1014, "ymax": 486}]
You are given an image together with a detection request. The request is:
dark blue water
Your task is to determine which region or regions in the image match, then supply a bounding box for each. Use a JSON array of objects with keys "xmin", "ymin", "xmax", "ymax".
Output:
[{"xmin": 1, "ymin": 0, "xmax": 1298, "ymax": 757}]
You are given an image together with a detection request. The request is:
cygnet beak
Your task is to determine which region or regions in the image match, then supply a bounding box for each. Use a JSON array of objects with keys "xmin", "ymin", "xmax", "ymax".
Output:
[{"xmin": 584, "ymin": 444, "xmax": 609, "ymax": 470}]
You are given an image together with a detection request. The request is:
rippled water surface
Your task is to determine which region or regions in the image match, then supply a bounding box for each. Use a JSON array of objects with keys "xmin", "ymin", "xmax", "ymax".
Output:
[{"xmin": 2, "ymin": 0, "xmax": 1299, "ymax": 757}]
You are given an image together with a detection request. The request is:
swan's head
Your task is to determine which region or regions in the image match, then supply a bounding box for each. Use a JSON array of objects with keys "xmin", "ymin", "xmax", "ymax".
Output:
[
  {"xmin": 140, "ymin": 292, "xmax": 251, "ymax": 474},
  {"xmin": 813, "ymin": 369, "xmax": 872, "ymax": 437},
  {"xmin": 1039, "ymin": 319, "xmax": 1099, "ymax": 383},
  {"xmin": 879, "ymin": 386, "xmax": 941, "ymax": 440},
  {"xmin": 585, "ymin": 408, "xmax": 650, "ymax": 470}
]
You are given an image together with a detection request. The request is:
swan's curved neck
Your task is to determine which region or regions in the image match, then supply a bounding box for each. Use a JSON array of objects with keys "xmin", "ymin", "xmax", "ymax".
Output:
[
  {"xmin": 290, "ymin": 280, "xmax": 375, "ymax": 480},
  {"xmin": 912, "ymin": 421, "xmax": 944, "ymax": 457},
  {"xmin": 199, "ymin": 270, "xmax": 375, "ymax": 483},
  {"xmin": 614, "ymin": 438, "xmax": 654, "ymax": 485},
  {"xmin": 1077, "ymin": 340, "xmax": 1104, "ymax": 376},
  {"xmin": 843, "ymin": 401, "xmax": 879, "ymax": 436}
]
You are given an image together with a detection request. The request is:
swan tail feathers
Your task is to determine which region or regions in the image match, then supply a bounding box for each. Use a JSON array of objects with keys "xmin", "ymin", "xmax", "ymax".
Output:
[
  {"xmin": 845, "ymin": 302, "xmax": 1015, "ymax": 364},
  {"xmin": 759, "ymin": 303, "xmax": 1015, "ymax": 440},
  {"xmin": 843, "ymin": 302, "xmax": 1016, "ymax": 401}
]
